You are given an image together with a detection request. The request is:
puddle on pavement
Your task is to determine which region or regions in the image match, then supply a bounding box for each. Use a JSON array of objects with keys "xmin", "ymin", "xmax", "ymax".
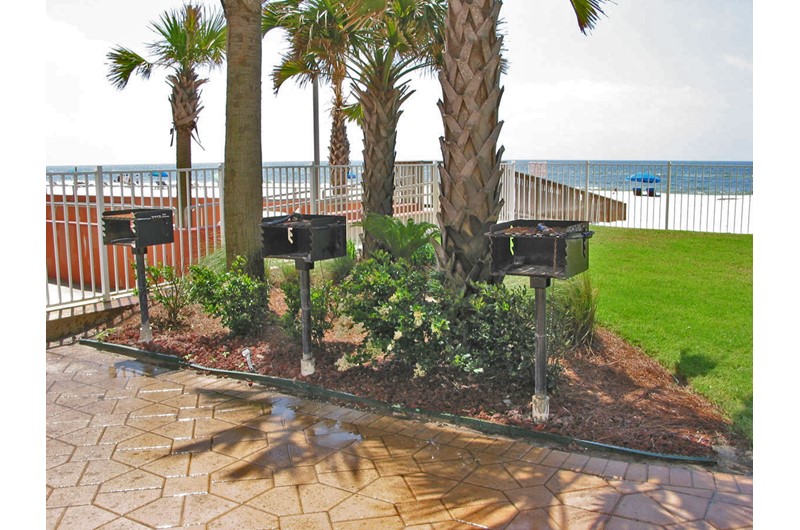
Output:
[{"xmin": 110, "ymin": 359, "xmax": 173, "ymax": 378}]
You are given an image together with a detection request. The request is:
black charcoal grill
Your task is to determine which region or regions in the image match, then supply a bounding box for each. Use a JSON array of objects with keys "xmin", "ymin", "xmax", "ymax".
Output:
[
  {"xmin": 487, "ymin": 219, "xmax": 594, "ymax": 422},
  {"xmin": 487, "ymin": 219, "xmax": 593, "ymax": 279},
  {"xmin": 102, "ymin": 208, "xmax": 175, "ymax": 342},
  {"xmin": 262, "ymin": 214, "xmax": 347, "ymax": 375}
]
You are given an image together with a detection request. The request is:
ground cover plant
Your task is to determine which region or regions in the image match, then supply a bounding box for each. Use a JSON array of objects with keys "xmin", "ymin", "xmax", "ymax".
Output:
[
  {"xmin": 100, "ymin": 226, "xmax": 752, "ymax": 471},
  {"xmin": 508, "ymin": 226, "xmax": 753, "ymax": 441}
]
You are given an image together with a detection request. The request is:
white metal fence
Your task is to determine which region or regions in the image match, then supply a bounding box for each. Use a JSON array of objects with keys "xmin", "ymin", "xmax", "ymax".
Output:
[{"xmin": 46, "ymin": 160, "xmax": 752, "ymax": 311}]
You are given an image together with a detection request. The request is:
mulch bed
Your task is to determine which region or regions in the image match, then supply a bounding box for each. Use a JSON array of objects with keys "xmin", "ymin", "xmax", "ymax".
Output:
[{"xmin": 99, "ymin": 294, "xmax": 752, "ymax": 472}]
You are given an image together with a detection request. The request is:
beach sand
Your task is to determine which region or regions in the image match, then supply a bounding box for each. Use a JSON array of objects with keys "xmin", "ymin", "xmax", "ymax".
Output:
[{"xmin": 591, "ymin": 190, "xmax": 752, "ymax": 234}]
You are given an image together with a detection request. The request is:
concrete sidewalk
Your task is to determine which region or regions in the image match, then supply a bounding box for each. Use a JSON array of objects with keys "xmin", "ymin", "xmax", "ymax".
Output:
[{"xmin": 46, "ymin": 343, "xmax": 753, "ymax": 529}]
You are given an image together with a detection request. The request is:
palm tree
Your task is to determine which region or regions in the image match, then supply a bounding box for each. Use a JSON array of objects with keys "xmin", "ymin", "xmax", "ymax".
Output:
[
  {"xmin": 106, "ymin": 3, "xmax": 226, "ymax": 225},
  {"xmin": 350, "ymin": 0, "xmax": 445, "ymax": 254},
  {"xmin": 435, "ymin": 0, "xmax": 607, "ymax": 289},
  {"xmin": 263, "ymin": 0, "xmax": 359, "ymax": 190},
  {"xmin": 222, "ymin": 0, "xmax": 265, "ymax": 278}
]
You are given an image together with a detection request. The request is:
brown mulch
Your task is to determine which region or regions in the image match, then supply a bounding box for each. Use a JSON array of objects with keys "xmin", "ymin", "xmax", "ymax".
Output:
[{"xmin": 99, "ymin": 294, "xmax": 752, "ymax": 473}]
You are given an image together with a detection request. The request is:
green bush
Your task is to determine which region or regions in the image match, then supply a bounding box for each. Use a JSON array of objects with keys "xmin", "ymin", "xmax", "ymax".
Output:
[
  {"xmin": 141, "ymin": 263, "xmax": 190, "ymax": 327},
  {"xmin": 336, "ymin": 250, "xmax": 450, "ymax": 370},
  {"xmin": 447, "ymin": 283, "xmax": 537, "ymax": 380},
  {"xmin": 188, "ymin": 256, "xmax": 270, "ymax": 336},
  {"xmin": 279, "ymin": 277, "xmax": 335, "ymax": 346},
  {"xmin": 447, "ymin": 282, "xmax": 574, "ymax": 390}
]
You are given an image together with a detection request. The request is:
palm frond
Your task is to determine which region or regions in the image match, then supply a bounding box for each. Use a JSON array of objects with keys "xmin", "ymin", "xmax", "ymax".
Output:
[
  {"xmin": 106, "ymin": 46, "xmax": 152, "ymax": 89},
  {"xmin": 146, "ymin": 4, "xmax": 227, "ymax": 69},
  {"xmin": 341, "ymin": 101, "xmax": 363, "ymax": 125},
  {"xmin": 569, "ymin": 0, "xmax": 609, "ymax": 34},
  {"xmin": 272, "ymin": 57, "xmax": 319, "ymax": 92}
]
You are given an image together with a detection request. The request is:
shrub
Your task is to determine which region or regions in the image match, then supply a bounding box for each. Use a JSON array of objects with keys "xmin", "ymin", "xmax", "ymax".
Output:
[
  {"xmin": 447, "ymin": 283, "xmax": 538, "ymax": 380},
  {"xmin": 142, "ymin": 263, "xmax": 190, "ymax": 327},
  {"xmin": 445, "ymin": 282, "xmax": 579, "ymax": 391},
  {"xmin": 279, "ymin": 277, "xmax": 335, "ymax": 346},
  {"xmin": 188, "ymin": 256, "xmax": 270, "ymax": 336},
  {"xmin": 336, "ymin": 250, "xmax": 450, "ymax": 369}
]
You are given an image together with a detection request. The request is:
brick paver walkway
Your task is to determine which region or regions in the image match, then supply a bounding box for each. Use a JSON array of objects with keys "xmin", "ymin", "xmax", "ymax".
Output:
[{"xmin": 46, "ymin": 343, "xmax": 753, "ymax": 529}]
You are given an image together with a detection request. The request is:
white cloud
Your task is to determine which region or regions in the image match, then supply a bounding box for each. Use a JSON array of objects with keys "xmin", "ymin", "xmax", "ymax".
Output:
[
  {"xmin": 44, "ymin": 0, "xmax": 753, "ymax": 165},
  {"xmin": 724, "ymin": 54, "xmax": 753, "ymax": 72}
]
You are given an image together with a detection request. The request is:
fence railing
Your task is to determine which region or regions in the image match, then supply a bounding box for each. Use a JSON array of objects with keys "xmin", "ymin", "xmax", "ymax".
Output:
[{"xmin": 46, "ymin": 160, "xmax": 752, "ymax": 311}]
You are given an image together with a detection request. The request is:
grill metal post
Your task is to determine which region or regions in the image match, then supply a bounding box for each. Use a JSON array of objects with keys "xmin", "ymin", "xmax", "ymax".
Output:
[
  {"xmin": 101, "ymin": 208, "xmax": 174, "ymax": 344},
  {"xmin": 134, "ymin": 247, "xmax": 152, "ymax": 343},
  {"xmin": 296, "ymin": 260, "xmax": 315, "ymax": 376},
  {"xmin": 487, "ymin": 219, "xmax": 594, "ymax": 423},
  {"xmin": 531, "ymin": 277, "xmax": 550, "ymax": 422},
  {"xmin": 261, "ymin": 214, "xmax": 346, "ymax": 376}
]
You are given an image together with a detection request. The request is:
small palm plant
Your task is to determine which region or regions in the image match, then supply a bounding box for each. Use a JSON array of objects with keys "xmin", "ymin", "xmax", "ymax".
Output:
[{"xmin": 356, "ymin": 213, "xmax": 439, "ymax": 262}]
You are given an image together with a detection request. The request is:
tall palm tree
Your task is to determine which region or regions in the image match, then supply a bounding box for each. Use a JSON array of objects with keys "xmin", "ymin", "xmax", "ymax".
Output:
[
  {"xmin": 263, "ymin": 0, "xmax": 359, "ymax": 189},
  {"xmin": 106, "ymin": 3, "xmax": 226, "ymax": 224},
  {"xmin": 222, "ymin": 0, "xmax": 265, "ymax": 278},
  {"xmin": 350, "ymin": 0, "xmax": 445, "ymax": 254},
  {"xmin": 435, "ymin": 0, "xmax": 607, "ymax": 289}
]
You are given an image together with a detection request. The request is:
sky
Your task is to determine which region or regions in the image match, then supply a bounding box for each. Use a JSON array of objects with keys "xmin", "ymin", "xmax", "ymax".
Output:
[{"xmin": 42, "ymin": 0, "xmax": 755, "ymax": 166}]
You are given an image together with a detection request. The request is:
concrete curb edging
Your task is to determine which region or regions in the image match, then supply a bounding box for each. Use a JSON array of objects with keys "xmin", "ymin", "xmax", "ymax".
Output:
[{"xmin": 80, "ymin": 338, "xmax": 716, "ymax": 466}]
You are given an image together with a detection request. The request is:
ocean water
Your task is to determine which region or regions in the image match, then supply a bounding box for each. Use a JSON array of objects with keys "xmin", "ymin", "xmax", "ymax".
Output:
[
  {"xmin": 512, "ymin": 160, "xmax": 753, "ymax": 195},
  {"xmin": 46, "ymin": 159, "xmax": 753, "ymax": 196}
]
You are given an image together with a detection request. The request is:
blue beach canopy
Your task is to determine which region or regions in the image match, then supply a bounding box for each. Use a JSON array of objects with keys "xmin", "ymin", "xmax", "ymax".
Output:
[{"xmin": 628, "ymin": 172, "xmax": 661, "ymax": 183}]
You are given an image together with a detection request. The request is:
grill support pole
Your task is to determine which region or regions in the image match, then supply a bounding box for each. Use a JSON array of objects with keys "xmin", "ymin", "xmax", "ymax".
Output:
[
  {"xmin": 296, "ymin": 260, "xmax": 316, "ymax": 376},
  {"xmin": 134, "ymin": 247, "xmax": 152, "ymax": 343},
  {"xmin": 531, "ymin": 277, "xmax": 551, "ymax": 422}
]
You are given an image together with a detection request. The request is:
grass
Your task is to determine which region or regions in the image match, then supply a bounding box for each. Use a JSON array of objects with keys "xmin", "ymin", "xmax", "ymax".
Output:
[{"xmin": 512, "ymin": 226, "xmax": 753, "ymax": 441}]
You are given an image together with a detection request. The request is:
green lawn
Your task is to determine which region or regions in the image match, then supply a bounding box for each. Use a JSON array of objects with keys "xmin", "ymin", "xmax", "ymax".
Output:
[{"xmin": 510, "ymin": 226, "xmax": 753, "ymax": 441}]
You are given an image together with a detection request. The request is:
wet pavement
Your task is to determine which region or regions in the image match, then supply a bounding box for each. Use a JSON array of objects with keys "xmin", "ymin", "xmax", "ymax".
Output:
[{"xmin": 46, "ymin": 343, "xmax": 753, "ymax": 529}]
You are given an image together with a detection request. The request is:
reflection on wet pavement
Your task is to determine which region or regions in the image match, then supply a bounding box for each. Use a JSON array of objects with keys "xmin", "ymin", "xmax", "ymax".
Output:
[{"xmin": 47, "ymin": 343, "xmax": 753, "ymax": 529}]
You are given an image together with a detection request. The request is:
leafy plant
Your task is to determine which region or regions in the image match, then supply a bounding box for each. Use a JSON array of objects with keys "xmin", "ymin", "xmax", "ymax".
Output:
[
  {"xmin": 356, "ymin": 213, "xmax": 439, "ymax": 264},
  {"xmin": 279, "ymin": 277, "xmax": 335, "ymax": 346},
  {"xmin": 447, "ymin": 282, "xmax": 538, "ymax": 381},
  {"xmin": 336, "ymin": 250, "xmax": 450, "ymax": 369},
  {"xmin": 142, "ymin": 263, "xmax": 191, "ymax": 327},
  {"xmin": 188, "ymin": 256, "xmax": 270, "ymax": 336}
]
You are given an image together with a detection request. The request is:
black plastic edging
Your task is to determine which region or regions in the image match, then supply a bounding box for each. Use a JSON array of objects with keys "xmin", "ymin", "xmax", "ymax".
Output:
[{"xmin": 79, "ymin": 338, "xmax": 716, "ymax": 466}]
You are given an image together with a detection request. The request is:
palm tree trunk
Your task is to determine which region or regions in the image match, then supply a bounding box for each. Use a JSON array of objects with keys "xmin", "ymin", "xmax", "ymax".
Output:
[
  {"xmin": 222, "ymin": 0, "xmax": 264, "ymax": 279},
  {"xmin": 354, "ymin": 65, "xmax": 411, "ymax": 255},
  {"xmin": 175, "ymin": 127, "xmax": 192, "ymax": 227},
  {"xmin": 170, "ymin": 69, "xmax": 203, "ymax": 227},
  {"xmin": 328, "ymin": 83, "xmax": 351, "ymax": 192},
  {"xmin": 435, "ymin": 0, "xmax": 505, "ymax": 289}
]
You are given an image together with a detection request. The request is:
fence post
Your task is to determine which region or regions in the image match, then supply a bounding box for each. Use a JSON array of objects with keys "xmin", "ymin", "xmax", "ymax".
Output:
[
  {"xmin": 310, "ymin": 164, "xmax": 319, "ymax": 215},
  {"xmin": 311, "ymin": 78, "xmax": 321, "ymax": 215},
  {"xmin": 94, "ymin": 166, "xmax": 111, "ymax": 302},
  {"xmin": 584, "ymin": 160, "xmax": 591, "ymax": 222},
  {"xmin": 664, "ymin": 161, "xmax": 672, "ymax": 230},
  {"xmin": 218, "ymin": 164, "xmax": 225, "ymax": 243}
]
